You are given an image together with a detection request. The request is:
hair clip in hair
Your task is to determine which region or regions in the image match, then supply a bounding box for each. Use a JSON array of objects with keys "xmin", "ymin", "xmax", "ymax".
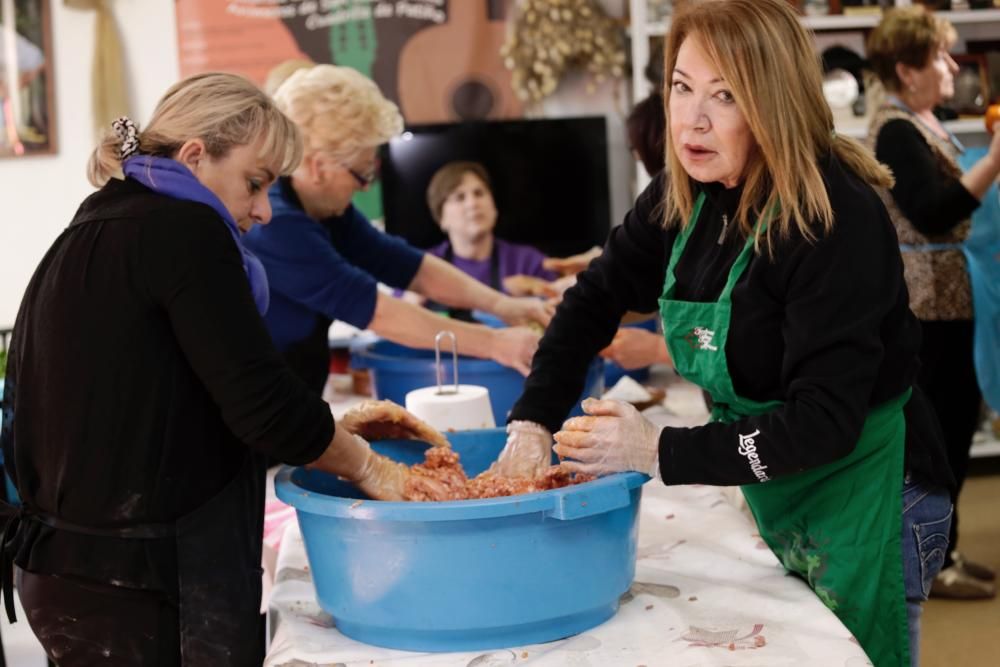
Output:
[{"xmin": 112, "ymin": 116, "xmax": 140, "ymax": 161}]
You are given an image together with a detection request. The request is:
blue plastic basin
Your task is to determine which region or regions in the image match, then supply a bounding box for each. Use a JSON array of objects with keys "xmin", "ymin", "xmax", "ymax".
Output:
[
  {"xmin": 275, "ymin": 428, "xmax": 648, "ymax": 651},
  {"xmin": 350, "ymin": 340, "xmax": 604, "ymax": 422}
]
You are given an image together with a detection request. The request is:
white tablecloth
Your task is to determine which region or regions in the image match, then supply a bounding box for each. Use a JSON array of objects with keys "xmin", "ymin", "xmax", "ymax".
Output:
[
  {"xmin": 264, "ymin": 369, "xmax": 872, "ymax": 665},
  {"xmin": 264, "ymin": 476, "xmax": 872, "ymax": 667}
]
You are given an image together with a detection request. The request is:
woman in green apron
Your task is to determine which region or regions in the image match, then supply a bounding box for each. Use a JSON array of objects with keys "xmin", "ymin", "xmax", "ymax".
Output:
[{"xmin": 498, "ymin": 1, "xmax": 954, "ymax": 665}]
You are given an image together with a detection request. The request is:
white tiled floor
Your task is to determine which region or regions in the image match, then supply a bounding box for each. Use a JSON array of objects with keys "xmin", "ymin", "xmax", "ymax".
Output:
[{"xmin": 0, "ymin": 593, "xmax": 47, "ymax": 666}]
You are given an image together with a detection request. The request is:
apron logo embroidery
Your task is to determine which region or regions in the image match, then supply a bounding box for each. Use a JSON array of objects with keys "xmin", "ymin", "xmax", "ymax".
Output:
[
  {"xmin": 684, "ymin": 326, "xmax": 718, "ymax": 351},
  {"xmin": 738, "ymin": 429, "xmax": 770, "ymax": 482}
]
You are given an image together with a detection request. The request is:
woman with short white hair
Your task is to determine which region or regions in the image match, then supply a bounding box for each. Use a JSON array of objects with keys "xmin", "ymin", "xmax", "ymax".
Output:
[{"xmin": 244, "ymin": 65, "xmax": 550, "ymax": 394}]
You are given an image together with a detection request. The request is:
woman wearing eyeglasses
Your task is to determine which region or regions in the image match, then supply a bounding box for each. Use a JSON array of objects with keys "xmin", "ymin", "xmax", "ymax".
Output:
[{"xmin": 243, "ymin": 65, "xmax": 552, "ymax": 394}]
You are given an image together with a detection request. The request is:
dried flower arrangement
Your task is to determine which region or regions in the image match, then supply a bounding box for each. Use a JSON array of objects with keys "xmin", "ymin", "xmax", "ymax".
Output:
[{"xmin": 501, "ymin": 0, "xmax": 627, "ymax": 102}]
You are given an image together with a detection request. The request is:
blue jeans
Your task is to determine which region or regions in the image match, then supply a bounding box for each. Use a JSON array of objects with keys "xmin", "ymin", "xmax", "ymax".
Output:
[{"xmin": 900, "ymin": 474, "xmax": 953, "ymax": 666}]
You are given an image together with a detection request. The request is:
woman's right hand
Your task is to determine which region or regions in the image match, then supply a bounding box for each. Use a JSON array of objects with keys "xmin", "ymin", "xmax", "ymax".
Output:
[
  {"xmin": 490, "ymin": 420, "xmax": 553, "ymax": 478},
  {"xmin": 309, "ymin": 428, "xmax": 446, "ymax": 501},
  {"xmin": 490, "ymin": 326, "xmax": 540, "ymax": 375}
]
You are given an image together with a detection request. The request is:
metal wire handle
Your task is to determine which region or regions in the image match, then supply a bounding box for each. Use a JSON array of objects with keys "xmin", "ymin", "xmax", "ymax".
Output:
[{"xmin": 434, "ymin": 331, "xmax": 459, "ymax": 395}]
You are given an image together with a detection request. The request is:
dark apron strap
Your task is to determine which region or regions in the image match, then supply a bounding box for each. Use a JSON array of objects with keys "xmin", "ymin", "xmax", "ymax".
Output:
[
  {"xmin": 0, "ymin": 500, "xmax": 22, "ymax": 624},
  {"xmin": 0, "ymin": 499, "xmax": 176, "ymax": 623},
  {"xmin": 442, "ymin": 241, "xmax": 502, "ymax": 322},
  {"xmin": 0, "ymin": 452, "xmax": 265, "ymax": 666},
  {"xmin": 175, "ymin": 450, "xmax": 266, "ymax": 666}
]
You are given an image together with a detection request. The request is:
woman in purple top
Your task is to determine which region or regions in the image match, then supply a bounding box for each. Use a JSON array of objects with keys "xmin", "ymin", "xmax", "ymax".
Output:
[{"xmin": 426, "ymin": 162, "xmax": 557, "ymax": 302}]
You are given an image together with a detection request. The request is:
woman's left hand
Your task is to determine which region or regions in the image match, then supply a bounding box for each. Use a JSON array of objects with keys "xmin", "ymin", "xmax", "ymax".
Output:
[
  {"xmin": 490, "ymin": 326, "xmax": 541, "ymax": 375},
  {"xmin": 554, "ymin": 398, "xmax": 661, "ymax": 477},
  {"xmin": 494, "ymin": 295, "xmax": 554, "ymax": 328}
]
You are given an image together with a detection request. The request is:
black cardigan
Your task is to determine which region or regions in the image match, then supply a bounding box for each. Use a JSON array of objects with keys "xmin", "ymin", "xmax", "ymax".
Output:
[
  {"xmin": 511, "ymin": 155, "xmax": 954, "ymax": 492},
  {"xmin": 1, "ymin": 177, "xmax": 333, "ymax": 591},
  {"xmin": 874, "ymin": 118, "xmax": 979, "ymax": 235}
]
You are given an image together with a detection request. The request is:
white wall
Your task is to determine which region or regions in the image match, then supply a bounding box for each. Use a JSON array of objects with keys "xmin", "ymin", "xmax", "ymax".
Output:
[{"xmin": 0, "ymin": 0, "xmax": 178, "ymax": 326}]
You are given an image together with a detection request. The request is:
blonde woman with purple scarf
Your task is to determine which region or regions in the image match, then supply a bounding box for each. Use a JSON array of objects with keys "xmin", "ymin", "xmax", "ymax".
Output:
[{"xmin": 0, "ymin": 72, "xmax": 427, "ymax": 665}]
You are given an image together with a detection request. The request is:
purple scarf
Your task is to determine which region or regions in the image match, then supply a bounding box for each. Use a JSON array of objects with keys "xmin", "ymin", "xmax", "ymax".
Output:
[{"xmin": 123, "ymin": 156, "xmax": 269, "ymax": 314}]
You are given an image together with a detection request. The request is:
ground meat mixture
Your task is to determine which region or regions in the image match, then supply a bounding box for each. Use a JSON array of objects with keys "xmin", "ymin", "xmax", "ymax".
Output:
[{"xmin": 403, "ymin": 446, "xmax": 595, "ymax": 502}]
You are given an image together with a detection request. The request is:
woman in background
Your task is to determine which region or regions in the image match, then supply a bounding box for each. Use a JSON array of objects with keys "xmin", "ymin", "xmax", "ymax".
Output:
[{"xmin": 867, "ymin": 6, "xmax": 1000, "ymax": 600}]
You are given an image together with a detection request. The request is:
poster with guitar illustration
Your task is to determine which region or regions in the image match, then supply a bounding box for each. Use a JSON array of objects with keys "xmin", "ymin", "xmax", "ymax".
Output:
[
  {"xmin": 175, "ymin": 0, "xmax": 524, "ymax": 219},
  {"xmin": 175, "ymin": 0, "xmax": 523, "ymax": 121}
]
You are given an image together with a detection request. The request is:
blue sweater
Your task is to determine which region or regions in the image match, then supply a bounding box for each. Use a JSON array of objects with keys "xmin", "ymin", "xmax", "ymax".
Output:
[{"xmin": 243, "ymin": 179, "xmax": 424, "ymax": 391}]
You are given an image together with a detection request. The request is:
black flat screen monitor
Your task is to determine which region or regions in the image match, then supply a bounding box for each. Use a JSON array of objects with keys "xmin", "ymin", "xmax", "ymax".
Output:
[{"xmin": 378, "ymin": 116, "xmax": 611, "ymax": 258}]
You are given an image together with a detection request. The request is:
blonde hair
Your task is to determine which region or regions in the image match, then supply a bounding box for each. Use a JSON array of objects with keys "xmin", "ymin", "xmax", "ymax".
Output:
[
  {"xmin": 663, "ymin": 0, "xmax": 893, "ymax": 254},
  {"xmin": 87, "ymin": 72, "xmax": 302, "ymax": 187},
  {"xmin": 272, "ymin": 64, "xmax": 403, "ymax": 162},
  {"xmin": 264, "ymin": 58, "xmax": 314, "ymax": 96},
  {"xmin": 867, "ymin": 6, "xmax": 956, "ymax": 93}
]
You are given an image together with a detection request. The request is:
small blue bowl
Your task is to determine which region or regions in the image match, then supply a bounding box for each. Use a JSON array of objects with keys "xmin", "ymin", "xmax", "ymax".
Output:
[
  {"xmin": 350, "ymin": 340, "xmax": 604, "ymax": 422},
  {"xmin": 276, "ymin": 428, "xmax": 648, "ymax": 652}
]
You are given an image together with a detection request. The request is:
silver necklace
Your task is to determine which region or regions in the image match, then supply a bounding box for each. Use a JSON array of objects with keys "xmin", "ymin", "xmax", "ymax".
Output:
[{"xmin": 717, "ymin": 213, "xmax": 729, "ymax": 245}]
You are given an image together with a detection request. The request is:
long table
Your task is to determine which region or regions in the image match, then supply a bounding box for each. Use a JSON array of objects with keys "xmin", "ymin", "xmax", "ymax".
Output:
[
  {"xmin": 264, "ymin": 476, "xmax": 871, "ymax": 665},
  {"xmin": 262, "ymin": 371, "xmax": 873, "ymax": 666}
]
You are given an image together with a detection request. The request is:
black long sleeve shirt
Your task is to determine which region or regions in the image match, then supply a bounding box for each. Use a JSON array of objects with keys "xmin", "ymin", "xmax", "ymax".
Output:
[
  {"xmin": 510, "ymin": 155, "xmax": 953, "ymax": 492},
  {"xmin": 874, "ymin": 119, "xmax": 979, "ymax": 235},
  {"xmin": 1, "ymin": 178, "xmax": 334, "ymax": 591}
]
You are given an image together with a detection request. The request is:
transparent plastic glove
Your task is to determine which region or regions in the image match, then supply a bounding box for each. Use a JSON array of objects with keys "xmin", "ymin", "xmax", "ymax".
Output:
[
  {"xmin": 490, "ymin": 327, "xmax": 540, "ymax": 376},
  {"xmin": 553, "ymin": 398, "xmax": 660, "ymax": 477},
  {"xmin": 349, "ymin": 439, "xmax": 414, "ymax": 501},
  {"xmin": 493, "ymin": 295, "xmax": 554, "ymax": 328},
  {"xmin": 490, "ymin": 420, "xmax": 553, "ymax": 478},
  {"xmin": 309, "ymin": 430, "xmax": 413, "ymax": 501}
]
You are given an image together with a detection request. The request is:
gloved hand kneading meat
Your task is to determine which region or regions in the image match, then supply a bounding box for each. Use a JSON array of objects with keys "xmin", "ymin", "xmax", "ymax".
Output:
[
  {"xmin": 337, "ymin": 399, "xmax": 452, "ymax": 448},
  {"xmin": 328, "ymin": 400, "xmax": 593, "ymax": 502},
  {"xmin": 553, "ymin": 398, "xmax": 661, "ymax": 477}
]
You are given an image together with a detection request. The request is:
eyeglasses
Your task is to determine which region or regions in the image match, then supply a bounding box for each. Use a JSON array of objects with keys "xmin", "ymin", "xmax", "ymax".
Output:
[{"xmin": 341, "ymin": 161, "xmax": 379, "ymax": 188}]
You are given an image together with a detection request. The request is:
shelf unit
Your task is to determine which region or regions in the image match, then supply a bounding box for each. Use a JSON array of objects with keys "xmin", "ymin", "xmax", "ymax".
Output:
[
  {"xmin": 628, "ymin": 2, "xmax": 1000, "ymax": 190},
  {"xmin": 640, "ymin": 9, "xmax": 1000, "ymax": 34},
  {"xmin": 971, "ymin": 436, "xmax": 1000, "ymax": 459},
  {"xmin": 836, "ymin": 116, "xmax": 986, "ymax": 138},
  {"xmin": 629, "ymin": 5, "xmax": 1000, "ymax": 99},
  {"xmin": 802, "ymin": 7, "xmax": 1000, "ymax": 30}
]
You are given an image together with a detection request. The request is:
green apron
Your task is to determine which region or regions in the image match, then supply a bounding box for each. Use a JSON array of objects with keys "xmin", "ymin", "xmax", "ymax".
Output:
[{"xmin": 657, "ymin": 193, "xmax": 910, "ymax": 667}]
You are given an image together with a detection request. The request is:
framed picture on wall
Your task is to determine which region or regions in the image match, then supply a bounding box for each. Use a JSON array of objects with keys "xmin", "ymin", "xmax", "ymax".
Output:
[
  {"xmin": 0, "ymin": 0, "xmax": 56, "ymax": 158},
  {"xmin": 946, "ymin": 54, "xmax": 991, "ymax": 116}
]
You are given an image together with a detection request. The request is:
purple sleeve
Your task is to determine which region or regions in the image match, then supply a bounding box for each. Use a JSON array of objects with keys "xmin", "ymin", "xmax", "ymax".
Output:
[{"xmin": 496, "ymin": 240, "xmax": 558, "ymax": 282}]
